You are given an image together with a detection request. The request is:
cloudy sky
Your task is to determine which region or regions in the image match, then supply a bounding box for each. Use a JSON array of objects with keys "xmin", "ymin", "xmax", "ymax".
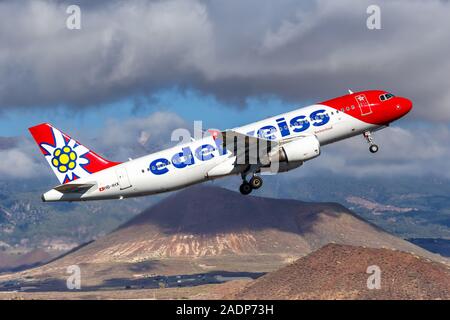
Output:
[{"xmin": 0, "ymin": 0, "xmax": 450, "ymax": 180}]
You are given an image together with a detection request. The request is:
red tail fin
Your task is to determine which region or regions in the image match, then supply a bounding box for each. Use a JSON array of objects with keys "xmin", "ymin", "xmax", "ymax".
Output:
[{"xmin": 29, "ymin": 123, "xmax": 121, "ymax": 184}]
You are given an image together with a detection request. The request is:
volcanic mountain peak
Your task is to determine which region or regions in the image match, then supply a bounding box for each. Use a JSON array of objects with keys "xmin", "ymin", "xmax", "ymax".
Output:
[
  {"xmin": 120, "ymin": 185, "xmax": 371, "ymax": 234},
  {"xmin": 48, "ymin": 185, "xmax": 446, "ymax": 266}
]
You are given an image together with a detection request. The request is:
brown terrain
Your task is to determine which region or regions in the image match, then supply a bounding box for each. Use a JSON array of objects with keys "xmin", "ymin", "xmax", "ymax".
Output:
[
  {"xmin": 346, "ymin": 196, "xmax": 417, "ymax": 214},
  {"xmin": 230, "ymin": 243, "xmax": 450, "ymax": 300},
  {"xmin": 0, "ymin": 186, "xmax": 448, "ymax": 299},
  {"xmin": 0, "ymin": 249, "xmax": 53, "ymax": 273},
  {"xmin": 39, "ymin": 186, "xmax": 445, "ymax": 264}
]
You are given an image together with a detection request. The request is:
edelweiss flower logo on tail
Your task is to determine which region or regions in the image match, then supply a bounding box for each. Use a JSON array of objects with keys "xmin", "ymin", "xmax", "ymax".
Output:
[
  {"xmin": 52, "ymin": 146, "xmax": 77, "ymax": 173},
  {"xmin": 40, "ymin": 127, "xmax": 91, "ymax": 183},
  {"xmin": 29, "ymin": 123, "xmax": 121, "ymax": 185}
]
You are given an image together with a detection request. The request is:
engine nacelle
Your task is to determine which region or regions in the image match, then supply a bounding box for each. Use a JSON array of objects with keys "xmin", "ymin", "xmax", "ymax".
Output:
[
  {"xmin": 262, "ymin": 136, "xmax": 320, "ymax": 174},
  {"xmin": 275, "ymin": 135, "xmax": 321, "ymax": 163}
]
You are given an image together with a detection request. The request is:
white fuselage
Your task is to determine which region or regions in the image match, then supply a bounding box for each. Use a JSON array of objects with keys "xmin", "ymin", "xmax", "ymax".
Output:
[{"xmin": 42, "ymin": 104, "xmax": 380, "ymax": 201}]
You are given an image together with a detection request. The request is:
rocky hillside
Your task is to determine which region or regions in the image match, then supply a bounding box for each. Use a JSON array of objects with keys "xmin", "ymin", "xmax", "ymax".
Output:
[
  {"xmin": 231, "ymin": 244, "xmax": 450, "ymax": 300},
  {"xmin": 0, "ymin": 249, "xmax": 53, "ymax": 273},
  {"xmin": 1, "ymin": 186, "xmax": 448, "ymax": 296},
  {"xmin": 0, "ymin": 178, "xmax": 155, "ymax": 249},
  {"xmin": 0, "ymin": 208, "xmax": 9, "ymax": 224},
  {"xmin": 47, "ymin": 186, "xmax": 446, "ymax": 266}
]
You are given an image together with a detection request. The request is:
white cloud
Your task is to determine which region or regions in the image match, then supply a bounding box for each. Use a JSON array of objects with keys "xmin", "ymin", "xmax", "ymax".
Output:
[
  {"xmin": 0, "ymin": 139, "xmax": 47, "ymax": 179},
  {"xmin": 90, "ymin": 111, "xmax": 188, "ymax": 160},
  {"xmin": 1, "ymin": 0, "xmax": 450, "ymax": 180},
  {"xmin": 0, "ymin": 0, "xmax": 450, "ymax": 122},
  {"xmin": 0, "ymin": 0, "xmax": 213, "ymax": 107},
  {"xmin": 2, "ymin": 115, "xmax": 449, "ymax": 180},
  {"xmin": 0, "ymin": 111, "xmax": 186, "ymax": 179},
  {"xmin": 304, "ymin": 124, "xmax": 450, "ymax": 177}
]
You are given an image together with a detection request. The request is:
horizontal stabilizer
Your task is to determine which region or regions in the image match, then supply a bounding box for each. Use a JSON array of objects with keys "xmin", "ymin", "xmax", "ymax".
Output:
[{"xmin": 54, "ymin": 183, "xmax": 96, "ymax": 194}]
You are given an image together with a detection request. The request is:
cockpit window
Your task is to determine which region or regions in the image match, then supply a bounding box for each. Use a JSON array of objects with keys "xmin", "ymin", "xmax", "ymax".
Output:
[{"xmin": 379, "ymin": 93, "xmax": 395, "ymax": 101}]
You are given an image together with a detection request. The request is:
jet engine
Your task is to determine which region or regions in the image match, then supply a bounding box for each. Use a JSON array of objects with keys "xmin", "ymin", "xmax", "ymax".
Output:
[
  {"xmin": 263, "ymin": 135, "xmax": 320, "ymax": 173},
  {"xmin": 276, "ymin": 135, "xmax": 321, "ymax": 163}
]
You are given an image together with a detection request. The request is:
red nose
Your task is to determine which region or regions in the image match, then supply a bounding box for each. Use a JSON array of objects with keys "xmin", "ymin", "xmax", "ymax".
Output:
[{"xmin": 396, "ymin": 97, "xmax": 413, "ymax": 115}]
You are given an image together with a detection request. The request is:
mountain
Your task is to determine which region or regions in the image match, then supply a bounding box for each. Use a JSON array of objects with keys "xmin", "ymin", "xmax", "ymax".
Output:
[
  {"xmin": 2, "ymin": 173, "xmax": 450, "ymax": 256},
  {"xmin": 0, "ymin": 178, "xmax": 156, "ymax": 248},
  {"xmin": 0, "ymin": 249, "xmax": 53, "ymax": 273},
  {"xmin": 38, "ymin": 186, "xmax": 446, "ymax": 268},
  {"xmin": 230, "ymin": 244, "xmax": 450, "ymax": 300},
  {"xmin": 241, "ymin": 174, "xmax": 450, "ymax": 240},
  {"xmin": 408, "ymin": 238, "xmax": 450, "ymax": 257},
  {"xmin": 0, "ymin": 207, "xmax": 9, "ymax": 224},
  {"xmin": 0, "ymin": 186, "xmax": 448, "ymax": 297}
]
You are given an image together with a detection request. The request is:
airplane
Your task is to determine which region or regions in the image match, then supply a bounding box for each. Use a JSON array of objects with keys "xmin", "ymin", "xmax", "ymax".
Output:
[{"xmin": 29, "ymin": 90, "xmax": 412, "ymax": 201}]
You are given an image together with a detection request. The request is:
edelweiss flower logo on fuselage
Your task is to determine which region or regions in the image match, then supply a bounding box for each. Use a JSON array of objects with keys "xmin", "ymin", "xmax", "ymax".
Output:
[{"xmin": 40, "ymin": 128, "xmax": 90, "ymax": 183}]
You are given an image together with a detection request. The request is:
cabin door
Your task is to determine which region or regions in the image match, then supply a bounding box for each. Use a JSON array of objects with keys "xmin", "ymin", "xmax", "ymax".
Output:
[
  {"xmin": 116, "ymin": 167, "xmax": 132, "ymax": 190},
  {"xmin": 355, "ymin": 94, "xmax": 372, "ymax": 116}
]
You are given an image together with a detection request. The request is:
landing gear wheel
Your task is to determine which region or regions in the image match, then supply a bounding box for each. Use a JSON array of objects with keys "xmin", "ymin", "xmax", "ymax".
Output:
[
  {"xmin": 239, "ymin": 182, "xmax": 253, "ymax": 195},
  {"xmin": 364, "ymin": 132, "xmax": 379, "ymax": 154},
  {"xmin": 369, "ymin": 144, "xmax": 379, "ymax": 153},
  {"xmin": 249, "ymin": 176, "xmax": 263, "ymax": 189}
]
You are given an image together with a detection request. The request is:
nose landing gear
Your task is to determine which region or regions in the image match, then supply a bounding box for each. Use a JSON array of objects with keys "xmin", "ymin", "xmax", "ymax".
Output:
[
  {"xmin": 239, "ymin": 173, "xmax": 263, "ymax": 195},
  {"xmin": 363, "ymin": 131, "xmax": 379, "ymax": 154},
  {"xmin": 369, "ymin": 144, "xmax": 379, "ymax": 153}
]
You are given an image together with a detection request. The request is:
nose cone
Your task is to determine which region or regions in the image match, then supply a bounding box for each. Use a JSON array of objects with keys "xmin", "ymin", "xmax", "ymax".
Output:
[{"xmin": 397, "ymin": 97, "xmax": 413, "ymax": 115}]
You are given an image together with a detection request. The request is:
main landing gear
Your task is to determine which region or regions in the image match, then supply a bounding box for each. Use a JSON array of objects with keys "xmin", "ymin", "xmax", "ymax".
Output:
[
  {"xmin": 363, "ymin": 131, "xmax": 379, "ymax": 154},
  {"xmin": 239, "ymin": 174, "xmax": 263, "ymax": 195}
]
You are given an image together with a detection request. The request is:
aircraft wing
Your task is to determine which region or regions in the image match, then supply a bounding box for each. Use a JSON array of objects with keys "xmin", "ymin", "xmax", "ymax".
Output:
[
  {"xmin": 218, "ymin": 130, "xmax": 278, "ymax": 166},
  {"xmin": 53, "ymin": 183, "xmax": 96, "ymax": 194}
]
